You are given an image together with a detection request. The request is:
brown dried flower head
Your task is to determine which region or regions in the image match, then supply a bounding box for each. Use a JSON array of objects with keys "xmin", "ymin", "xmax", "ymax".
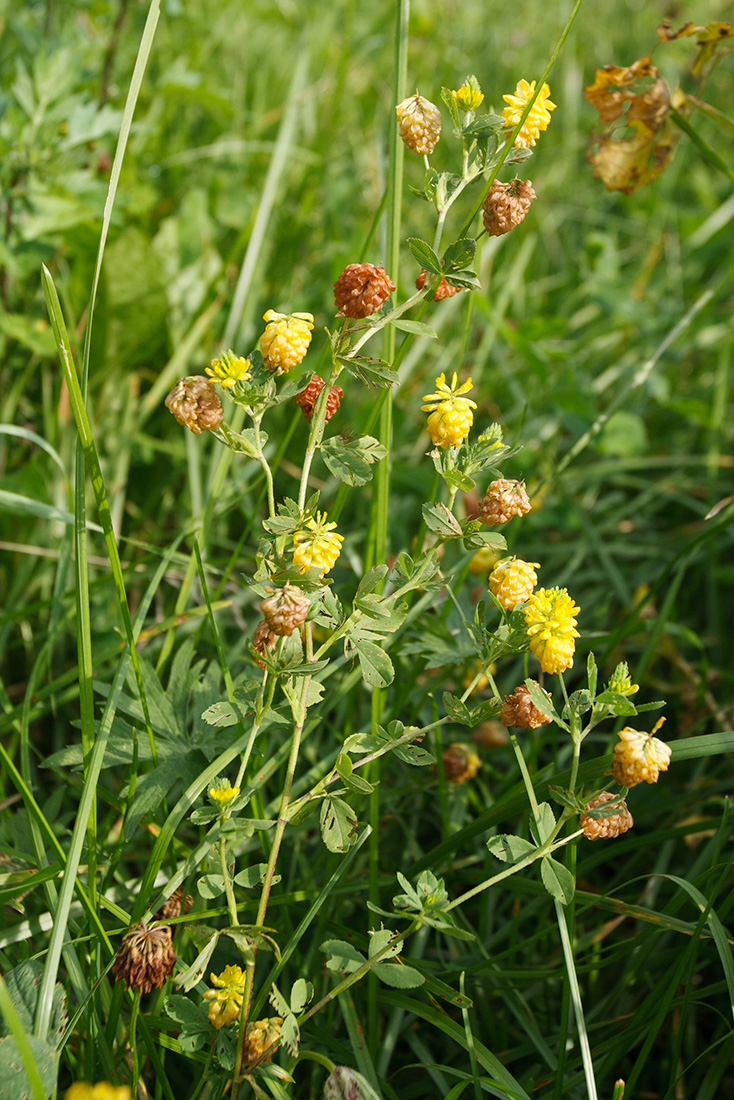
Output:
[
  {"xmin": 482, "ymin": 179, "xmax": 536, "ymax": 237},
  {"xmin": 500, "ymin": 683, "xmax": 552, "ymax": 729},
  {"xmin": 441, "ymin": 742, "xmax": 482, "ymax": 785},
  {"xmin": 294, "ymin": 374, "xmax": 344, "ymax": 423},
  {"xmin": 473, "ymin": 720, "xmax": 510, "ymax": 749},
  {"xmin": 153, "ymin": 887, "xmax": 194, "ymax": 924},
  {"xmin": 580, "ymin": 791, "xmax": 634, "ymax": 840},
  {"xmin": 252, "ymin": 620, "xmax": 277, "ymax": 669},
  {"xmin": 415, "ymin": 270, "xmax": 463, "ymax": 300},
  {"xmin": 479, "ymin": 478, "xmax": 532, "ymax": 525},
  {"xmin": 112, "ymin": 921, "xmax": 176, "ymax": 993},
  {"xmin": 260, "ymin": 583, "xmax": 311, "ymax": 637},
  {"xmin": 334, "ymin": 263, "xmax": 396, "ymax": 318},
  {"xmin": 165, "ymin": 376, "xmax": 223, "ymax": 435}
]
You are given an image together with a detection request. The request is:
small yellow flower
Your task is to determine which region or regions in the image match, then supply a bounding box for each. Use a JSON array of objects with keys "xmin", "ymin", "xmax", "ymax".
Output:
[
  {"xmin": 65, "ymin": 1087, "xmax": 131, "ymax": 1100},
  {"xmin": 203, "ymin": 964, "xmax": 246, "ymax": 1029},
  {"xmin": 260, "ymin": 310, "xmax": 314, "ymax": 373},
  {"xmin": 502, "ymin": 79, "xmax": 556, "ymax": 148},
  {"xmin": 524, "ymin": 586, "xmax": 580, "ymax": 675},
  {"xmin": 454, "ymin": 77, "xmax": 484, "ymax": 111},
  {"xmin": 205, "ymin": 350, "xmax": 251, "ymax": 389},
  {"xmin": 293, "ymin": 512, "xmax": 344, "ymax": 575},
  {"xmin": 421, "ymin": 372, "xmax": 477, "ymax": 449},
  {"xmin": 209, "ymin": 784, "xmax": 240, "ymax": 807},
  {"xmin": 612, "ymin": 717, "xmax": 671, "ymax": 788},
  {"xmin": 489, "ymin": 558, "xmax": 539, "ymax": 610},
  {"xmin": 244, "ymin": 1016, "xmax": 284, "ymax": 1066},
  {"xmin": 608, "ymin": 661, "xmax": 639, "ymax": 696}
]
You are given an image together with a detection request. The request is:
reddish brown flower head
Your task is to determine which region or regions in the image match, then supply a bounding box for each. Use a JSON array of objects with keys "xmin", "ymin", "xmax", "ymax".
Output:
[
  {"xmin": 153, "ymin": 888, "xmax": 194, "ymax": 924},
  {"xmin": 252, "ymin": 620, "xmax": 278, "ymax": 669},
  {"xmin": 415, "ymin": 270, "xmax": 463, "ymax": 300},
  {"xmin": 482, "ymin": 179, "xmax": 536, "ymax": 237},
  {"xmin": 294, "ymin": 375, "xmax": 344, "ymax": 423},
  {"xmin": 334, "ymin": 263, "xmax": 396, "ymax": 318},
  {"xmin": 479, "ymin": 479, "xmax": 532, "ymax": 526},
  {"xmin": 473, "ymin": 720, "xmax": 509, "ymax": 749},
  {"xmin": 260, "ymin": 583, "xmax": 311, "ymax": 636},
  {"xmin": 580, "ymin": 791, "xmax": 634, "ymax": 840},
  {"xmin": 441, "ymin": 742, "xmax": 482, "ymax": 784},
  {"xmin": 165, "ymin": 376, "xmax": 223, "ymax": 435},
  {"xmin": 112, "ymin": 922, "xmax": 176, "ymax": 993},
  {"xmin": 500, "ymin": 683, "xmax": 552, "ymax": 729}
]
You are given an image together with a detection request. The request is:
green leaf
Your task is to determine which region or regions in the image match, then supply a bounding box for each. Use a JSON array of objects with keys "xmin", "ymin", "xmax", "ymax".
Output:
[
  {"xmin": 320, "ymin": 435, "xmax": 387, "ymax": 487},
  {"xmin": 587, "ymin": 652, "xmax": 598, "ymax": 699},
  {"xmin": 486, "ymin": 835, "xmax": 536, "ymax": 863},
  {"xmin": 321, "ymin": 939, "xmax": 365, "ymax": 975},
  {"xmin": 336, "ymin": 353, "xmax": 399, "ymax": 389},
  {"xmin": 353, "ymin": 639, "xmax": 395, "ymax": 688},
  {"xmin": 164, "ymin": 996, "xmax": 211, "ymax": 1053},
  {"xmin": 320, "ymin": 796, "xmax": 359, "ymax": 853},
  {"xmin": 289, "ymin": 978, "xmax": 313, "ymax": 1014},
  {"xmin": 0, "ymin": 1036, "xmax": 56, "ymax": 1100},
  {"xmin": 461, "ymin": 113, "xmax": 504, "ymax": 137},
  {"xmin": 197, "ymin": 874, "xmax": 225, "ymax": 900},
  {"xmin": 524, "ymin": 679, "xmax": 560, "ymax": 724},
  {"xmin": 421, "ymin": 502, "xmax": 462, "ymax": 538},
  {"xmin": 373, "ymin": 963, "xmax": 425, "ymax": 988},
  {"xmin": 226, "ymin": 427, "xmax": 266, "ymax": 458},
  {"xmin": 407, "ymin": 237, "xmax": 443, "ymax": 275},
  {"xmin": 343, "ymin": 732, "xmax": 386, "ymax": 754},
  {"xmin": 392, "ymin": 742, "xmax": 434, "ymax": 767},
  {"xmin": 440, "ymin": 85, "xmax": 461, "ymax": 130},
  {"xmin": 530, "ymin": 802, "xmax": 556, "ymax": 846},
  {"xmin": 233, "ymin": 864, "xmax": 275, "ymax": 889},
  {"xmin": 540, "ymin": 856, "xmax": 575, "ymax": 905},
  {"xmin": 174, "ymin": 932, "xmax": 219, "ymax": 993},
  {"xmin": 369, "ymin": 929, "xmax": 402, "ymax": 960},
  {"xmin": 442, "ymin": 237, "xmax": 476, "ymax": 271},
  {"xmin": 389, "ymin": 318, "xmax": 438, "ymax": 339},
  {"xmin": 356, "ymin": 565, "xmax": 389, "ymax": 598},
  {"xmin": 444, "ymin": 269, "xmax": 482, "ymax": 290},
  {"xmin": 201, "ymin": 699, "xmax": 249, "ymax": 727}
]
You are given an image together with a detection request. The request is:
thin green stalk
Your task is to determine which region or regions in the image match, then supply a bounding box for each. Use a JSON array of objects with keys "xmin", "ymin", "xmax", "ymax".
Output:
[
  {"xmin": 220, "ymin": 834, "xmax": 239, "ymax": 929},
  {"xmin": 129, "ymin": 988, "xmax": 142, "ymax": 1097},
  {"xmin": 554, "ymin": 898, "xmax": 598, "ymax": 1100}
]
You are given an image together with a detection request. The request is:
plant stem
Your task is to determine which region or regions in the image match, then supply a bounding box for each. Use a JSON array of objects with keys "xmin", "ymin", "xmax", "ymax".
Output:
[
  {"xmin": 554, "ymin": 897, "xmax": 598, "ymax": 1100},
  {"xmin": 220, "ymin": 833, "xmax": 238, "ymax": 928},
  {"xmin": 129, "ymin": 988, "xmax": 141, "ymax": 1096}
]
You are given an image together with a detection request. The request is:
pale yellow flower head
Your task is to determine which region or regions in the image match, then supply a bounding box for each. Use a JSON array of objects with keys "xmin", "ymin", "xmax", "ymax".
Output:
[
  {"xmin": 612, "ymin": 717, "xmax": 671, "ymax": 788},
  {"xmin": 260, "ymin": 310, "xmax": 314, "ymax": 373},
  {"xmin": 205, "ymin": 350, "xmax": 251, "ymax": 389},
  {"xmin": 293, "ymin": 511, "xmax": 344, "ymax": 575},
  {"xmin": 524, "ymin": 586, "xmax": 580, "ymax": 675},
  {"xmin": 502, "ymin": 79, "xmax": 556, "ymax": 148},
  {"xmin": 203, "ymin": 964, "xmax": 246, "ymax": 1029}
]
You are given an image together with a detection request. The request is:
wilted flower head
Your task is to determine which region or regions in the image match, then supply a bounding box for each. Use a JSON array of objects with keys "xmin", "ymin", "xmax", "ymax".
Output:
[
  {"xmin": 524, "ymin": 587, "xmax": 580, "ymax": 675},
  {"xmin": 205, "ymin": 349, "xmax": 251, "ymax": 388},
  {"xmin": 441, "ymin": 743, "xmax": 481, "ymax": 784},
  {"xmin": 260, "ymin": 310, "xmax": 314, "ymax": 373},
  {"xmin": 395, "ymin": 93, "xmax": 442, "ymax": 155},
  {"xmin": 260, "ymin": 582, "xmax": 311, "ymax": 635},
  {"xmin": 453, "ymin": 76, "xmax": 484, "ymax": 111},
  {"xmin": 608, "ymin": 661, "xmax": 639, "ymax": 696},
  {"xmin": 65, "ymin": 1086, "xmax": 131, "ymax": 1100},
  {"xmin": 415, "ymin": 269, "xmax": 463, "ymax": 300},
  {"xmin": 112, "ymin": 921, "xmax": 176, "ymax": 993},
  {"xmin": 479, "ymin": 478, "xmax": 532, "ymax": 525},
  {"xmin": 482, "ymin": 179, "xmax": 537, "ymax": 236},
  {"xmin": 244, "ymin": 1016, "xmax": 284, "ymax": 1066},
  {"xmin": 502, "ymin": 79, "xmax": 556, "ymax": 148},
  {"xmin": 612, "ymin": 717, "xmax": 671, "ymax": 788},
  {"xmin": 334, "ymin": 262, "xmax": 396, "ymax": 318},
  {"xmin": 294, "ymin": 374, "xmax": 344, "ymax": 422},
  {"xmin": 421, "ymin": 372, "xmax": 477, "ymax": 449},
  {"xmin": 293, "ymin": 512, "xmax": 344, "ymax": 575},
  {"xmin": 500, "ymin": 683, "xmax": 552, "ymax": 729},
  {"xmin": 165, "ymin": 376, "xmax": 223, "ymax": 435},
  {"xmin": 580, "ymin": 791, "xmax": 634, "ymax": 840},
  {"xmin": 203, "ymin": 964, "xmax": 246, "ymax": 1029}
]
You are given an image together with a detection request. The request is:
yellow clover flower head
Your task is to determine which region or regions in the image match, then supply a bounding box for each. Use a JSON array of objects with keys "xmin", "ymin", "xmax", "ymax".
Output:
[
  {"xmin": 244, "ymin": 1016, "xmax": 284, "ymax": 1066},
  {"xmin": 608, "ymin": 661, "xmax": 639, "ymax": 696},
  {"xmin": 524, "ymin": 586, "xmax": 580, "ymax": 675},
  {"xmin": 293, "ymin": 511, "xmax": 344, "ymax": 575},
  {"xmin": 612, "ymin": 717, "xmax": 671, "ymax": 788},
  {"xmin": 502, "ymin": 79, "xmax": 556, "ymax": 148},
  {"xmin": 205, "ymin": 349, "xmax": 251, "ymax": 389},
  {"xmin": 421, "ymin": 372, "xmax": 477, "ymax": 449},
  {"xmin": 209, "ymin": 783, "xmax": 240, "ymax": 808},
  {"xmin": 489, "ymin": 558, "xmax": 539, "ymax": 611},
  {"xmin": 203, "ymin": 964, "xmax": 246, "ymax": 1029},
  {"xmin": 454, "ymin": 76, "xmax": 484, "ymax": 112},
  {"xmin": 260, "ymin": 310, "xmax": 314, "ymax": 373},
  {"xmin": 65, "ymin": 1087, "xmax": 131, "ymax": 1100}
]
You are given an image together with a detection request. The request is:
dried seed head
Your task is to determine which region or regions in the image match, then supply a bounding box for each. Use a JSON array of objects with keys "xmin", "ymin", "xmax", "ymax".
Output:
[
  {"xmin": 500, "ymin": 683, "xmax": 552, "ymax": 729},
  {"xmin": 489, "ymin": 558, "xmax": 539, "ymax": 610},
  {"xmin": 611, "ymin": 718, "xmax": 671, "ymax": 787},
  {"xmin": 165, "ymin": 376, "xmax": 223, "ymax": 435},
  {"xmin": 479, "ymin": 479, "xmax": 532, "ymax": 525},
  {"xmin": 473, "ymin": 720, "xmax": 509, "ymax": 749},
  {"xmin": 334, "ymin": 263, "xmax": 396, "ymax": 318},
  {"xmin": 244, "ymin": 1016, "xmax": 283, "ymax": 1065},
  {"xmin": 441, "ymin": 742, "xmax": 482, "ymax": 784},
  {"xmin": 294, "ymin": 374, "xmax": 344, "ymax": 423},
  {"xmin": 112, "ymin": 921, "xmax": 176, "ymax": 993},
  {"xmin": 260, "ymin": 583, "xmax": 311, "ymax": 636},
  {"xmin": 153, "ymin": 887, "xmax": 193, "ymax": 924},
  {"xmin": 395, "ymin": 94, "xmax": 442, "ymax": 155},
  {"xmin": 252, "ymin": 620, "xmax": 278, "ymax": 668},
  {"xmin": 580, "ymin": 791, "xmax": 634, "ymax": 840},
  {"xmin": 482, "ymin": 179, "xmax": 537, "ymax": 237},
  {"xmin": 415, "ymin": 270, "xmax": 463, "ymax": 300}
]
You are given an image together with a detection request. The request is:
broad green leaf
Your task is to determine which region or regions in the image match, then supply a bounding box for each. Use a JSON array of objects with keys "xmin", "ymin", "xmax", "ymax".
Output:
[
  {"xmin": 353, "ymin": 639, "xmax": 394, "ymax": 688},
  {"xmin": 442, "ymin": 237, "xmax": 476, "ymax": 270},
  {"xmin": 0, "ymin": 1035, "xmax": 56, "ymax": 1100},
  {"xmin": 486, "ymin": 835, "xmax": 536, "ymax": 863},
  {"xmin": 164, "ymin": 996, "xmax": 210, "ymax": 1053},
  {"xmin": 390, "ymin": 318, "xmax": 438, "ymax": 339},
  {"xmin": 289, "ymin": 978, "xmax": 313, "ymax": 1014},
  {"xmin": 373, "ymin": 963, "xmax": 425, "ymax": 988},
  {"xmin": 197, "ymin": 874, "xmax": 225, "ymax": 900},
  {"xmin": 442, "ymin": 692, "xmax": 473, "ymax": 726},
  {"xmin": 540, "ymin": 856, "xmax": 575, "ymax": 905},
  {"xmin": 368, "ymin": 929, "xmax": 402, "ymax": 960},
  {"xmin": 406, "ymin": 237, "xmax": 443, "ymax": 275},
  {"xmin": 320, "ymin": 435, "xmax": 387, "ymax": 487},
  {"xmin": 234, "ymin": 865, "xmax": 277, "ymax": 889},
  {"xmin": 320, "ymin": 796, "xmax": 359, "ymax": 853},
  {"xmin": 531, "ymin": 802, "xmax": 556, "ymax": 845},
  {"xmin": 321, "ymin": 939, "xmax": 365, "ymax": 975},
  {"xmin": 174, "ymin": 933, "xmax": 219, "ymax": 993},
  {"xmin": 422, "ymin": 502, "xmax": 462, "ymax": 538}
]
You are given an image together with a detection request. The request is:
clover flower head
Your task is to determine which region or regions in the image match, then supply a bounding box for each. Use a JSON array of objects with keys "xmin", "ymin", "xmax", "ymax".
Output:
[
  {"xmin": 205, "ymin": 350, "xmax": 251, "ymax": 389},
  {"xmin": 112, "ymin": 921, "xmax": 176, "ymax": 993},
  {"xmin": 395, "ymin": 94, "xmax": 442, "ymax": 155},
  {"xmin": 260, "ymin": 310, "xmax": 314, "ymax": 373},
  {"xmin": 489, "ymin": 557, "xmax": 539, "ymax": 610},
  {"xmin": 293, "ymin": 511, "xmax": 344, "ymax": 575},
  {"xmin": 209, "ymin": 783, "xmax": 240, "ymax": 808},
  {"xmin": 65, "ymin": 1086, "xmax": 131, "ymax": 1100},
  {"xmin": 524, "ymin": 586, "xmax": 580, "ymax": 675},
  {"xmin": 453, "ymin": 76, "xmax": 484, "ymax": 112},
  {"xmin": 502, "ymin": 79, "xmax": 556, "ymax": 148},
  {"xmin": 244, "ymin": 1016, "xmax": 284, "ymax": 1066},
  {"xmin": 608, "ymin": 661, "xmax": 639, "ymax": 696},
  {"xmin": 421, "ymin": 372, "xmax": 477, "ymax": 449},
  {"xmin": 203, "ymin": 964, "xmax": 246, "ymax": 1029},
  {"xmin": 442, "ymin": 743, "xmax": 482, "ymax": 785},
  {"xmin": 612, "ymin": 717, "xmax": 671, "ymax": 788}
]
